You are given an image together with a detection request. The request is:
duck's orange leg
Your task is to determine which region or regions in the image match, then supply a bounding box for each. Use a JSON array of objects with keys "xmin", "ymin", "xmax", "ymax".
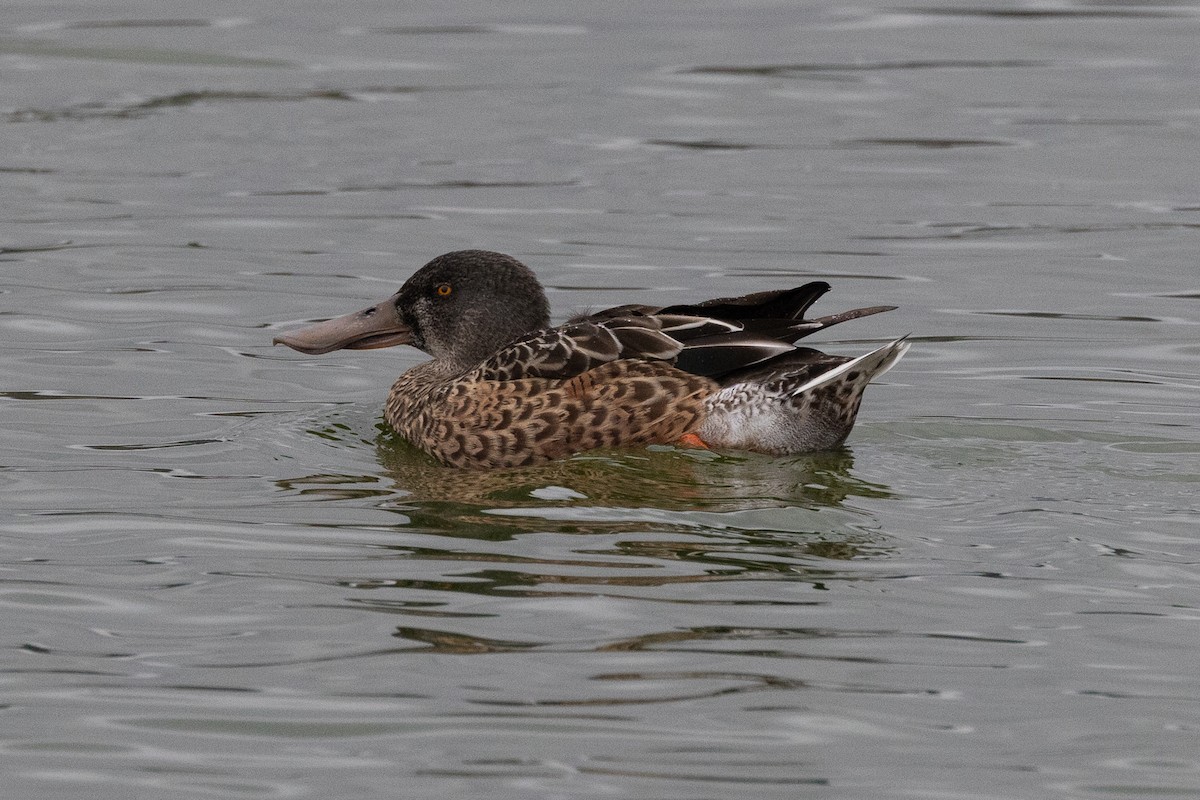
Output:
[{"xmin": 677, "ymin": 432, "xmax": 710, "ymax": 450}]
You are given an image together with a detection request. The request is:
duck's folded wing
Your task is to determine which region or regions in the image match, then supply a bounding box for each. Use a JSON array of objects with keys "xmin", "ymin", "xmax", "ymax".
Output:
[
  {"xmin": 467, "ymin": 277, "xmax": 901, "ymax": 383},
  {"xmin": 648, "ymin": 314, "xmax": 838, "ymax": 378},
  {"xmin": 671, "ymin": 333, "xmax": 798, "ymax": 377},
  {"xmin": 660, "ymin": 281, "xmax": 832, "ymax": 320},
  {"xmin": 578, "ymin": 280, "xmax": 896, "ymax": 345},
  {"xmin": 467, "ymin": 316, "xmax": 684, "ymax": 381},
  {"xmin": 468, "ymin": 313, "xmax": 822, "ymax": 383},
  {"xmin": 575, "ymin": 283, "xmax": 831, "ymax": 325}
]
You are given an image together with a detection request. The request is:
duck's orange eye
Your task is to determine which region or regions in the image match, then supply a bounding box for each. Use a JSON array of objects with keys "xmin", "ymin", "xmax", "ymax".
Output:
[{"xmin": 436, "ymin": 283, "xmax": 452, "ymax": 297}]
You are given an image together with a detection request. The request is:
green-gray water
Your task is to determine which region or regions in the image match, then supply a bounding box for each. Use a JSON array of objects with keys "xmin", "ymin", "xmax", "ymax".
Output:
[{"xmin": 3, "ymin": 2, "xmax": 1198, "ymax": 798}]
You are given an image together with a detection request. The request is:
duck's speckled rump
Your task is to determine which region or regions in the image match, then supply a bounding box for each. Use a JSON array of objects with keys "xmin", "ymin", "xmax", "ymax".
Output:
[{"xmin": 274, "ymin": 250, "xmax": 908, "ymax": 468}]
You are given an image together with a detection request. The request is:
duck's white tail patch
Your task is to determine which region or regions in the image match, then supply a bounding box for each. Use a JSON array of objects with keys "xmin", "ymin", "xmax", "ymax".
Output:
[
  {"xmin": 788, "ymin": 335, "xmax": 910, "ymax": 397},
  {"xmin": 698, "ymin": 336, "xmax": 910, "ymax": 455}
]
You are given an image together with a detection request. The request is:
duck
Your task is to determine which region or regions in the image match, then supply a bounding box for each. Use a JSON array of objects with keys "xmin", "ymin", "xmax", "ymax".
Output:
[{"xmin": 273, "ymin": 250, "xmax": 908, "ymax": 469}]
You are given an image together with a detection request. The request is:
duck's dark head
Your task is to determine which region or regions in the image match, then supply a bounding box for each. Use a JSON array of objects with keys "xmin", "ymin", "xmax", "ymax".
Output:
[
  {"xmin": 273, "ymin": 250, "xmax": 551, "ymax": 370},
  {"xmin": 393, "ymin": 250, "xmax": 550, "ymax": 367}
]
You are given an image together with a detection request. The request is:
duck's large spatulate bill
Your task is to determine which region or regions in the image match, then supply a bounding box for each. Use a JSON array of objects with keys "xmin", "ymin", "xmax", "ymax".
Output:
[{"xmin": 273, "ymin": 297, "xmax": 412, "ymax": 355}]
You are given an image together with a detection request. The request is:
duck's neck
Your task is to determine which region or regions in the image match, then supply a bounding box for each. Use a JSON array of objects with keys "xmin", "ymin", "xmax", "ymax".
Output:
[
  {"xmin": 422, "ymin": 312, "xmax": 541, "ymax": 374},
  {"xmin": 384, "ymin": 359, "xmax": 456, "ymax": 435}
]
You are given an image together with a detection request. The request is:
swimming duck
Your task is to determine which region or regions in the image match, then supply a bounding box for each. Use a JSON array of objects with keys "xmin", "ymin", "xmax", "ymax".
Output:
[{"xmin": 274, "ymin": 250, "xmax": 908, "ymax": 468}]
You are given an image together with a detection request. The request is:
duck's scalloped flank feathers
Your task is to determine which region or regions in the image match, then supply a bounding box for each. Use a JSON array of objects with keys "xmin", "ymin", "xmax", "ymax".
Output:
[{"xmin": 274, "ymin": 251, "xmax": 908, "ymax": 468}]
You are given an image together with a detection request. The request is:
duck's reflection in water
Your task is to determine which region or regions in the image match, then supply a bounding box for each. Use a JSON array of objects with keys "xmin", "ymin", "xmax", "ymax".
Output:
[
  {"xmin": 272, "ymin": 428, "xmax": 899, "ymax": 659},
  {"xmin": 366, "ymin": 434, "xmax": 897, "ymax": 655},
  {"xmin": 372, "ymin": 428, "xmax": 891, "ymax": 515}
]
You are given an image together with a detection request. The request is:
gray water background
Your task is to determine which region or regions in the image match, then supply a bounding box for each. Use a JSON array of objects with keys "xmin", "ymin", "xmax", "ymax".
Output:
[{"xmin": 2, "ymin": 1, "xmax": 1199, "ymax": 798}]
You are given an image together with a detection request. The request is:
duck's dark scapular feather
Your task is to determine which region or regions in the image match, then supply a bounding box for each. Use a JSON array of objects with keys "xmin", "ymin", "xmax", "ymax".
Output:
[{"xmin": 274, "ymin": 250, "xmax": 908, "ymax": 468}]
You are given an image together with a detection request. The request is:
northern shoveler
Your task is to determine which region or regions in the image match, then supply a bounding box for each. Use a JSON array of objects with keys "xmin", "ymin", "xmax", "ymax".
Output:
[{"xmin": 274, "ymin": 250, "xmax": 908, "ymax": 468}]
